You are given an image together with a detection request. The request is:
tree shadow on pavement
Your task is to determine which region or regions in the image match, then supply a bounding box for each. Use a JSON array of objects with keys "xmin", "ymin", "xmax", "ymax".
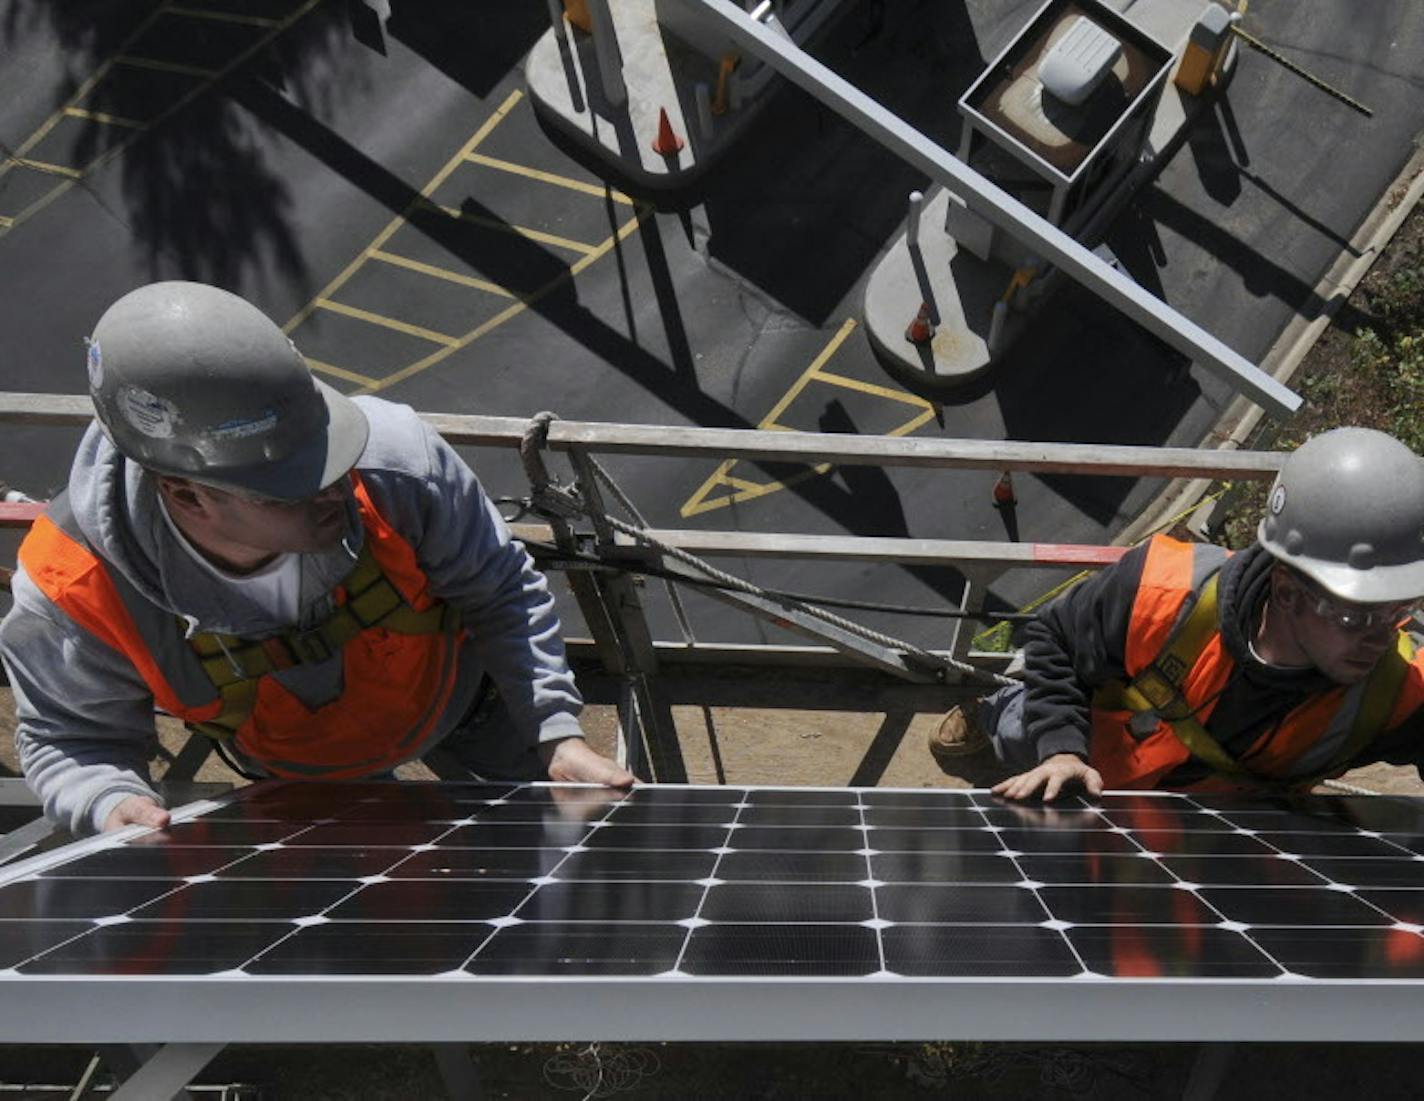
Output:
[{"xmin": 0, "ymin": 0, "xmax": 362, "ymax": 292}]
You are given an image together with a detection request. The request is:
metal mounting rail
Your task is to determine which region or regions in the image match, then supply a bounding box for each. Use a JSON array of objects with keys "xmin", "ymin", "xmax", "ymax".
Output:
[{"xmin": 0, "ymin": 394, "xmax": 1287, "ymax": 480}]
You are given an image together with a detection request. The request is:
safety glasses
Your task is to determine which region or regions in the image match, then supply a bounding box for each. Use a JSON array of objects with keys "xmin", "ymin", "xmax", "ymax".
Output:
[{"xmin": 1295, "ymin": 575, "xmax": 1421, "ymax": 633}]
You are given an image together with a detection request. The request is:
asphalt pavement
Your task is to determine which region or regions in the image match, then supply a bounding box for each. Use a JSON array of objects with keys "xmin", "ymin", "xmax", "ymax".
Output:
[{"xmin": 1, "ymin": 0, "xmax": 1421, "ymax": 650}]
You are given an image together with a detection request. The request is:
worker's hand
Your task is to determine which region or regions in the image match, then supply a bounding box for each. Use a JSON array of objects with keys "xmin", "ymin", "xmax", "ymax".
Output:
[
  {"xmin": 102, "ymin": 795, "xmax": 171, "ymax": 832},
  {"xmin": 540, "ymin": 736, "xmax": 636, "ymax": 788},
  {"xmin": 991, "ymin": 753, "xmax": 1103, "ymax": 803}
]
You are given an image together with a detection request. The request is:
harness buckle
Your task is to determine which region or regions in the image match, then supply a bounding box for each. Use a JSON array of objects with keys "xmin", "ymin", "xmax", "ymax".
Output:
[
  {"xmin": 285, "ymin": 627, "xmax": 335, "ymax": 665},
  {"xmin": 1135, "ymin": 668, "xmax": 1178, "ymax": 711}
]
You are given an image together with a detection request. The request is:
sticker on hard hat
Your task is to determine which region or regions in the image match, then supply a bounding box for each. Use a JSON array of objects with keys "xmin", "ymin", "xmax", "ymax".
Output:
[
  {"xmin": 210, "ymin": 411, "xmax": 278, "ymax": 441},
  {"xmin": 85, "ymin": 339, "xmax": 103, "ymax": 390},
  {"xmin": 118, "ymin": 386, "xmax": 179, "ymax": 439},
  {"xmin": 1269, "ymin": 485, "xmax": 1286, "ymax": 514}
]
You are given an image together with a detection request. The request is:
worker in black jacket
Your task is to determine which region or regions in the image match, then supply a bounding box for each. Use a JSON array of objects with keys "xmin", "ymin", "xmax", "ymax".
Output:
[{"xmin": 930, "ymin": 428, "xmax": 1424, "ymax": 801}]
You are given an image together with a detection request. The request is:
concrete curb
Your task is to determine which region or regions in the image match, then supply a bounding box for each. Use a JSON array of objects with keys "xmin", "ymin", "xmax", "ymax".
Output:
[{"xmin": 1116, "ymin": 139, "xmax": 1424, "ymax": 548}]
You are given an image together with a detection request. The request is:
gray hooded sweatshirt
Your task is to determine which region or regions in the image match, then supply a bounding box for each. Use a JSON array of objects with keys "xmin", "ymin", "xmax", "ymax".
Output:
[{"xmin": 0, "ymin": 397, "xmax": 583, "ymax": 834}]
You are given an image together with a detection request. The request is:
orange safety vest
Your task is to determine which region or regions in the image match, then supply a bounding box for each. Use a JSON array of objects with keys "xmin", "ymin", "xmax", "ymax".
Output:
[
  {"xmin": 17, "ymin": 474, "xmax": 465, "ymax": 779},
  {"xmin": 1087, "ymin": 536, "xmax": 1424, "ymax": 791}
]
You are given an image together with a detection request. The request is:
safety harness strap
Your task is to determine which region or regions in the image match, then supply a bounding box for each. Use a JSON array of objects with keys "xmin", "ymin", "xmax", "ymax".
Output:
[
  {"xmin": 1102, "ymin": 573, "xmax": 1249, "ymax": 777},
  {"xmin": 186, "ymin": 541, "xmax": 458, "ymax": 740},
  {"xmin": 1099, "ymin": 572, "xmax": 1412, "ymax": 783}
]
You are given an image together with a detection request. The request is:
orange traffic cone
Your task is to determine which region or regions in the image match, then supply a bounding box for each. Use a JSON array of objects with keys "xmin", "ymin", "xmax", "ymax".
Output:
[
  {"xmin": 904, "ymin": 302, "xmax": 934, "ymax": 345},
  {"xmin": 651, "ymin": 108, "xmax": 685, "ymax": 155},
  {"xmin": 992, "ymin": 471, "xmax": 1016, "ymax": 508}
]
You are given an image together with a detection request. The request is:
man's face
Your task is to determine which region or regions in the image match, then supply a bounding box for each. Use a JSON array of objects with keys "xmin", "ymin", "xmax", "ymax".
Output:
[
  {"xmin": 168, "ymin": 477, "xmax": 353, "ymax": 567},
  {"xmin": 1273, "ymin": 569, "xmax": 1417, "ymax": 684}
]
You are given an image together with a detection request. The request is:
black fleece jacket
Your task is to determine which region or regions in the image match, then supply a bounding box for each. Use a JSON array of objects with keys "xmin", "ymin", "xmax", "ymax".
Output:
[{"xmin": 1020, "ymin": 540, "xmax": 1424, "ymax": 786}]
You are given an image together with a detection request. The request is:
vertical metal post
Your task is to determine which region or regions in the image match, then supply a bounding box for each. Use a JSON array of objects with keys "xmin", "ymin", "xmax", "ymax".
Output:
[
  {"xmin": 585, "ymin": 0, "xmax": 627, "ymax": 107},
  {"xmin": 988, "ymin": 300, "xmax": 1008, "ymax": 354},
  {"xmin": 695, "ymin": 82, "xmax": 714, "ymax": 137},
  {"xmin": 566, "ymin": 448, "xmax": 687, "ymax": 782},
  {"xmin": 950, "ymin": 567, "xmax": 990, "ymax": 668},
  {"xmin": 907, "ymin": 190, "xmax": 939, "ymax": 325}
]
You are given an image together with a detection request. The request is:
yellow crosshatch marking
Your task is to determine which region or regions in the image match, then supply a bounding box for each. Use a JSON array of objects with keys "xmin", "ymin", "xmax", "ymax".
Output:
[
  {"xmin": 464, "ymin": 152, "xmax": 636, "ymax": 204},
  {"xmin": 0, "ymin": 0, "xmax": 325, "ymax": 238},
  {"xmin": 284, "ymin": 89, "xmax": 649, "ymax": 395},
  {"xmin": 314, "ymin": 299, "xmax": 460, "ymax": 346},
  {"xmin": 679, "ymin": 318, "xmax": 939, "ymax": 518},
  {"xmin": 12, "ymin": 159, "xmax": 82, "ymax": 179},
  {"xmin": 425, "ymin": 201, "xmax": 602, "ymax": 257},
  {"xmin": 301, "ymin": 358, "xmax": 379, "ymax": 389},
  {"xmin": 62, "ymin": 107, "xmax": 144, "ymax": 129},
  {"xmin": 368, "ymin": 250, "xmax": 514, "ymax": 297}
]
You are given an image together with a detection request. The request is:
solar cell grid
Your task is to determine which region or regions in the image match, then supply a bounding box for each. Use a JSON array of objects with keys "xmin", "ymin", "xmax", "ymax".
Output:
[{"xmin": 3, "ymin": 783, "xmax": 1424, "ymax": 999}]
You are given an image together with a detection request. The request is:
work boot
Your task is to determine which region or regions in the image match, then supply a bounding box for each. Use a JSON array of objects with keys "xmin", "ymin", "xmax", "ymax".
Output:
[{"xmin": 929, "ymin": 704, "xmax": 990, "ymax": 768}]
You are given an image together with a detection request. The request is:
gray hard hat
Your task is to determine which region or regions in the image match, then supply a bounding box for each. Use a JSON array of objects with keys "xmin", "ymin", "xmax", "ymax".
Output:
[
  {"xmin": 86, "ymin": 281, "xmax": 369, "ymax": 501},
  {"xmin": 1257, "ymin": 427, "xmax": 1424, "ymax": 604}
]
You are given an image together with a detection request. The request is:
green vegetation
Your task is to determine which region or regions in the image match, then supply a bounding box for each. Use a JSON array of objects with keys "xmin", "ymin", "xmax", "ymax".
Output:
[{"xmin": 1214, "ymin": 212, "xmax": 1424, "ymax": 550}]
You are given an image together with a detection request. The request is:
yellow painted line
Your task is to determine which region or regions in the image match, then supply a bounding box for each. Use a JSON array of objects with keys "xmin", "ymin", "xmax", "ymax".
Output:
[
  {"xmin": 9, "ymin": 158, "xmax": 82, "ymax": 179},
  {"xmin": 369, "ymin": 249, "xmax": 515, "ymax": 297},
  {"xmin": 722, "ymin": 474, "xmax": 790, "ymax": 493},
  {"xmin": 0, "ymin": 12, "xmax": 149, "ymax": 170},
  {"xmin": 302, "ymin": 357, "xmax": 380, "ymax": 388},
  {"xmin": 810, "ymin": 369, "xmax": 936, "ymax": 406},
  {"xmin": 428, "ymin": 202, "xmax": 599, "ymax": 256},
  {"xmin": 0, "ymin": 216, "xmax": 13, "ymax": 229},
  {"xmin": 358, "ymin": 203, "xmax": 648, "ymax": 393},
  {"xmin": 114, "ymin": 55, "xmax": 218, "ymax": 78},
  {"xmin": 315, "ymin": 299, "xmax": 459, "ymax": 346},
  {"xmin": 678, "ymin": 319, "xmax": 941, "ymax": 518},
  {"xmin": 760, "ymin": 317, "xmax": 861, "ymax": 428},
  {"xmin": 63, "ymin": 106, "xmax": 146, "ymax": 129},
  {"xmin": 283, "ymin": 88, "xmax": 525, "ymax": 335},
  {"xmin": 167, "ymin": 5, "xmax": 280, "ymax": 27},
  {"xmin": 464, "ymin": 152, "xmax": 634, "ymax": 204}
]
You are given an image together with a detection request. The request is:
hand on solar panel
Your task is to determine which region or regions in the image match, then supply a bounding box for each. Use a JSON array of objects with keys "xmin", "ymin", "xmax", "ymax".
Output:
[
  {"xmin": 539, "ymin": 736, "xmax": 635, "ymax": 789},
  {"xmin": 101, "ymin": 795, "xmax": 171, "ymax": 833},
  {"xmin": 991, "ymin": 753, "xmax": 1104, "ymax": 803}
]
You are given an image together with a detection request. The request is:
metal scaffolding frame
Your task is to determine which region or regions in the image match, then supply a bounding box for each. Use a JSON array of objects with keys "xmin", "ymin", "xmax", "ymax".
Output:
[{"xmin": 1, "ymin": 393, "xmax": 1284, "ymax": 784}]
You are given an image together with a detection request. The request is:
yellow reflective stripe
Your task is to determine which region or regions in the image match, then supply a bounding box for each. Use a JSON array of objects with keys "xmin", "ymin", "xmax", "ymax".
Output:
[
  {"xmin": 1153, "ymin": 574, "xmax": 1221, "ymax": 687},
  {"xmin": 347, "ymin": 577, "xmax": 404, "ymax": 625},
  {"xmin": 1315, "ymin": 632, "xmax": 1414, "ymax": 778},
  {"xmin": 1119, "ymin": 681, "xmax": 1249, "ymax": 775},
  {"xmin": 196, "ymin": 642, "xmax": 274, "ymax": 686},
  {"xmin": 184, "ymin": 537, "xmax": 459, "ymax": 738},
  {"xmin": 191, "ymin": 680, "xmax": 260, "ymax": 740},
  {"xmin": 340, "ymin": 544, "xmax": 383, "ymax": 595},
  {"xmin": 1118, "ymin": 572, "xmax": 1251, "ymax": 775}
]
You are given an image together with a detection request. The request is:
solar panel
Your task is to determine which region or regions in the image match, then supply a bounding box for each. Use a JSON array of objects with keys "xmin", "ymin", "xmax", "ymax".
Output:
[{"xmin": 3, "ymin": 782, "xmax": 1424, "ymax": 1044}]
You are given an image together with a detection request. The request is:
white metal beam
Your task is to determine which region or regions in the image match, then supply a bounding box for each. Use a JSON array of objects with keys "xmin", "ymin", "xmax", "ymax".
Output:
[
  {"xmin": 672, "ymin": 0, "xmax": 1302, "ymax": 419},
  {"xmin": 0, "ymin": 394, "xmax": 1289, "ymax": 477}
]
